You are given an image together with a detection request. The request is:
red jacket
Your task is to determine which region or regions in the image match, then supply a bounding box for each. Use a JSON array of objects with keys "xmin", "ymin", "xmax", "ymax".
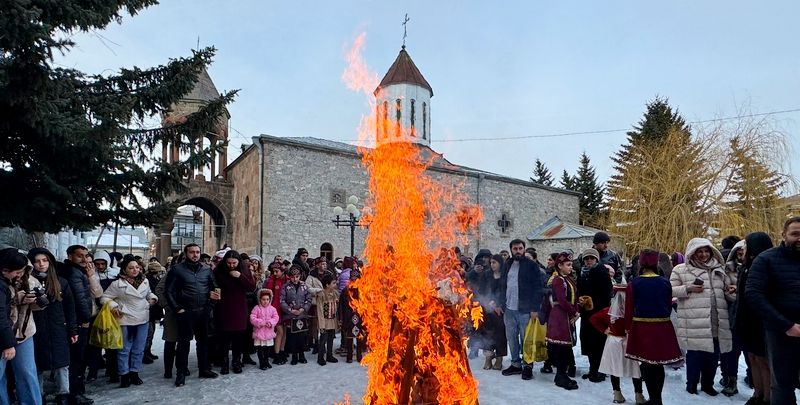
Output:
[
  {"xmin": 589, "ymin": 307, "xmax": 626, "ymax": 337},
  {"xmin": 264, "ymin": 275, "xmax": 286, "ymax": 319}
]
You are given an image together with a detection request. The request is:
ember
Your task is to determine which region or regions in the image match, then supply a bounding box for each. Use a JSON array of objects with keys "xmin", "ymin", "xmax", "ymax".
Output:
[{"xmin": 339, "ymin": 33, "xmax": 483, "ymax": 405}]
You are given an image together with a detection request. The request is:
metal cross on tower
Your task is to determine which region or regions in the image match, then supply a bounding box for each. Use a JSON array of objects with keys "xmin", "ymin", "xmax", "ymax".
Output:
[{"xmin": 402, "ymin": 13, "xmax": 410, "ymax": 49}]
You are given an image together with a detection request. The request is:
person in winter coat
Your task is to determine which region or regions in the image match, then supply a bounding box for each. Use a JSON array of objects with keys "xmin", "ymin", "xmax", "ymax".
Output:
[
  {"xmin": 305, "ymin": 257, "xmax": 330, "ymax": 354},
  {"xmin": 479, "ymin": 254, "xmax": 508, "ymax": 371},
  {"xmin": 746, "ymin": 217, "xmax": 800, "ymax": 405},
  {"xmin": 336, "ymin": 256, "xmax": 357, "ymax": 294},
  {"xmin": 545, "ymin": 251, "xmax": 580, "ymax": 390},
  {"xmin": 576, "ymin": 248, "xmax": 613, "ymax": 383},
  {"xmin": 56, "ymin": 245, "xmax": 102, "ymax": 405},
  {"xmin": 85, "ymin": 250, "xmax": 119, "ymax": 384},
  {"xmin": 734, "ymin": 232, "xmax": 774, "ymax": 405},
  {"xmin": 280, "ymin": 264, "xmax": 312, "ymax": 365},
  {"xmin": 590, "ymin": 281, "xmax": 643, "ymax": 404},
  {"xmin": 719, "ymin": 239, "xmax": 745, "ymax": 396},
  {"xmin": 0, "ymin": 248, "xmax": 43, "ymax": 405},
  {"xmin": 625, "ymin": 249, "xmax": 683, "ymax": 405},
  {"xmin": 292, "ymin": 248, "xmax": 311, "ymax": 280},
  {"xmin": 670, "ymin": 238, "xmax": 735, "ymax": 396},
  {"xmin": 315, "ymin": 274, "xmax": 340, "ymax": 366},
  {"xmin": 155, "ymin": 265, "xmax": 178, "ymax": 379},
  {"xmin": 339, "ymin": 269, "xmax": 365, "ymax": 364},
  {"xmin": 29, "ymin": 248, "xmax": 77, "ymax": 405},
  {"xmin": 165, "ymin": 243, "xmax": 221, "ymax": 387},
  {"xmin": 250, "ymin": 289, "xmax": 279, "ymax": 370},
  {"xmin": 100, "ymin": 257, "xmax": 158, "ymax": 388},
  {"xmin": 143, "ymin": 261, "xmax": 165, "ymax": 364},
  {"xmin": 264, "ymin": 261, "xmax": 287, "ymax": 364},
  {"xmin": 214, "ymin": 250, "xmax": 256, "ymax": 375}
]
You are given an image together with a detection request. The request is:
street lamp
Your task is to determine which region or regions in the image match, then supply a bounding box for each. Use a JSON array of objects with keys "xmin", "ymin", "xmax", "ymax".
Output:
[{"xmin": 332, "ymin": 195, "xmax": 369, "ymax": 257}]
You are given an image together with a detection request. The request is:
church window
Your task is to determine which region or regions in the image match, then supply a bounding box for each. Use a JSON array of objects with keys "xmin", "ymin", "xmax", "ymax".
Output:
[
  {"xmin": 395, "ymin": 99, "xmax": 402, "ymax": 137},
  {"xmin": 422, "ymin": 102, "xmax": 427, "ymax": 140},
  {"xmin": 410, "ymin": 99, "xmax": 416, "ymax": 136},
  {"xmin": 244, "ymin": 196, "xmax": 250, "ymax": 226}
]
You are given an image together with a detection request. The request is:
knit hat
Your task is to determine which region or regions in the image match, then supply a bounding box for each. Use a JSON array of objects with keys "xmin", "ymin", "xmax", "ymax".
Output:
[
  {"xmin": 474, "ymin": 249, "xmax": 492, "ymax": 263},
  {"xmin": 581, "ymin": 248, "xmax": 600, "ymax": 262},
  {"xmin": 639, "ymin": 249, "xmax": 659, "ymax": 270},
  {"xmin": 249, "ymin": 255, "xmax": 262, "ymax": 263},
  {"xmin": 313, "ymin": 256, "xmax": 326, "ymax": 266},
  {"xmin": 268, "ymin": 261, "xmax": 283, "ymax": 271},
  {"xmin": 554, "ymin": 251, "xmax": 574, "ymax": 266},
  {"xmin": 593, "ymin": 231, "xmax": 611, "ymax": 244},
  {"xmin": 288, "ymin": 264, "xmax": 302, "ymax": 276},
  {"xmin": 297, "ymin": 248, "xmax": 309, "ymax": 256}
]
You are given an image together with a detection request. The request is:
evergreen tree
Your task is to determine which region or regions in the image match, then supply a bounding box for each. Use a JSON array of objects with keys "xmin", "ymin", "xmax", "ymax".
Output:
[
  {"xmin": 560, "ymin": 170, "xmax": 576, "ymax": 191},
  {"xmin": 531, "ymin": 159, "xmax": 554, "ymax": 186},
  {"xmin": 574, "ymin": 152, "xmax": 604, "ymax": 226},
  {"xmin": 0, "ymin": 1, "xmax": 237, "ymax": 233}
]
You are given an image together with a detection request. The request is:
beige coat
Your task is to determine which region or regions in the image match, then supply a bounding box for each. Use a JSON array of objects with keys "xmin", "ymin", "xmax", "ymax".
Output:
[
  {"xmin": 10, "ymin": 275, "xmax": 41, "ymax": 344},
  {"xmin": 315, "ymin": 289, "xmax": 339, "ymax": 330},
  {"xmin": 671, "ymin": 238, "xmax": 734, "ymax": 353}
]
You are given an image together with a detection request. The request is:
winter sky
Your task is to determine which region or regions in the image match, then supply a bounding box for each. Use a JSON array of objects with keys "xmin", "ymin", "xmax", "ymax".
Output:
[{"xmin": 55, "ymin": 1, "xmax": 800, "ymax": 194}]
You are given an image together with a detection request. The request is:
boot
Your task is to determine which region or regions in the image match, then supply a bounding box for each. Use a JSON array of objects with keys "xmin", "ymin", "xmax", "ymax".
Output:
[
  {"xmin": 483, "ymin": 354, "xmax": 494, "ymax": 370},
  {"xmin": 325, "ymin": 332, "xmax": 338, "ymax": 363},
  {"xmin": 521, "ymin": 365, "xmax": 533, "ymax": 380},
  {"xmin": 721, "ymin": 376, "xmax": 738, "ymax": 397},
  {"xmin": 220, "ymin": 356, "xmax": 230, "ymax": 375},
  {"xmin": 555, "ymin": 373, "xmax": 579, "ymax": 390},
  {"xmin": 174, "ymin": 373, "xmax": 186, "ymax": 387},
  {"xmin": 163, "ymin": 342, "xmax": 176, "ymax": 379},
  {"xmin": 567, "ymin": 365, "xmax": 577, "ymax": 378},
  {"xmin": 298, "ymin": 352, "xmax": 308, "ymax": 364},
  {"xmin": 257, "ymin": 347, "xmax": 267, "ymax": 370},
  {"xmin": 55, "ymin": 394, "xmax": 70, "ymax": 405},
  {"xmin": 232, "ymin": 358, "xmax": 243, "ymax": 374},
  {"xmin": 119, "ymin": 373, "xmax": 131, "ymax": 388},
  {"xmin": 492, "ymin": 356, "xmax": 503, "ymax": 370},
  {"xmin": 242, "ymin": 353, "xmax": 256, "ymax": 365},
  {"xmin": 613, "ymin": 390, "xmax": 626, "ymax": 403},
  {"xmin": 291, "ymin": 353, "xmax": 299, "ymax": 365},
  {"xmin": 146, "ymin": 350, "xmax": 159, "ymax": 360},
  {"xmin": 142, "ymin": 353, "xmax": 154, "ymax": 364},
  {"xmin": 635, "ymin": 392, "xmax": 646, "ymax": 404},
  {"xmin": 263, "ymin": 347, "xmax": 272, "ymax": 369},
  {"xmin": 129, "ymin": 372, "xmax": 143, "ymax": 385},
  {"xmin": 274, "ymin": 351, "xmax": 287, "ymax": 365}
]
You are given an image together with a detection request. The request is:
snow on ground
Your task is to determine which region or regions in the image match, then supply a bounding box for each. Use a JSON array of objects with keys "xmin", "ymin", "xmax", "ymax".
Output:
[{"xmin": 87, "ymin": 324, "xmax": 772, "ymax": 404}]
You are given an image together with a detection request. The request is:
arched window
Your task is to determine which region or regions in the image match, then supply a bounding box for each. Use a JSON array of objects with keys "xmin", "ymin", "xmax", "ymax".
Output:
[
  {"xmin": 410, "ymin": 99, "xmax": 416, "ymax": 136},
  {"xmin": 395, "ymin": 99, "xmax": 402, "ymax": 137},
  {"xmin": 422, "ymin": 102, "xmax": 427, "ymax": 140},
  {"xmin": 244, "ymin": 196, "xmax": 250, "ymax": 226},
  {"xmin": 382, "ymin": 101, "xmax": 389, "ymax": 139}
]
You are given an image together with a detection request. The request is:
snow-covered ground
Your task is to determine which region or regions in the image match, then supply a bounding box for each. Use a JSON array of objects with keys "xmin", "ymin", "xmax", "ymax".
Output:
[{"xmin": 85, "ymin": 324, "xmax": 776, "ymax": 404}]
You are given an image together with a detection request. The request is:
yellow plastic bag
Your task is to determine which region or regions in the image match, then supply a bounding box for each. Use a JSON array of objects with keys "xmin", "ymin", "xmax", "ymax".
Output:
[
  {"xmin": 89, "ymin": 303, "xmax": 123, "ymax": 350},
  {"xmin": 522, "ymin": 317, "xmax": 548, "ymax": 363}
]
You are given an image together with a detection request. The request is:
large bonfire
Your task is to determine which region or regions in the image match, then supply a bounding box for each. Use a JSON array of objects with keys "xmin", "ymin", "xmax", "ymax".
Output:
[{"xmin": 339, "ymin": 33, "xmax": 483, "ymax": 405}]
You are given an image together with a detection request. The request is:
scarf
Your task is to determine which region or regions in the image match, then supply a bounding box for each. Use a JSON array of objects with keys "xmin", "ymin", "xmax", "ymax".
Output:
[
  {"xmin": 689, "ymin": 257, "xmax": 720, "ymax": 271},
  {"xmin": 122, "ymin": 273, "xmax": 145, "ymax": 289}
]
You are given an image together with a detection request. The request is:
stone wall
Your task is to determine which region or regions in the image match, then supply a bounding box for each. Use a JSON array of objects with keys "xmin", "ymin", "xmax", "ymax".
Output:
[
  {"xmin": 255, "ymin": 137, "xmax": 580, "ymax": 261},
  {"xmin": 226, "ymin": 146, "xmax": 260, "ymax": 254}
]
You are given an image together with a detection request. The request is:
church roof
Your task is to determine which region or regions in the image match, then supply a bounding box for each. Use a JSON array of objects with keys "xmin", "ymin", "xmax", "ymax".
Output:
[
  {"xmin": 527, "ymin": 216, "xmax": 602, "ymax": 241},
  {"xmin": 184, "ymin": 68, "xmax": 221, "ymax": 102},
  {"xmin": 375, "ymin": 47, "xmax": 433, "ymax": 97}
]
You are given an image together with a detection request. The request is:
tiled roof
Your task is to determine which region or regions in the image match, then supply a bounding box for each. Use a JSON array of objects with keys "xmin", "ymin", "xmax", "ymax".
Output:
[
  {"xmin": 375, "ymin": 47, "xmax": 433, "ymax": 96},
  {"xmin": 527, "ymin": 216, "xmax": 602, "ymax": 241},
  {"xmin": 184, "ymin": 68, "xmax": 221, "ymax": 102}
]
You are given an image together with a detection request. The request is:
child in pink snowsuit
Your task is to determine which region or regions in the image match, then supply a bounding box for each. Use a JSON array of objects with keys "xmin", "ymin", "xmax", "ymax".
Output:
[{"xmin": 250, "ymin": 289, "xmax": 279, "ymax": 370}]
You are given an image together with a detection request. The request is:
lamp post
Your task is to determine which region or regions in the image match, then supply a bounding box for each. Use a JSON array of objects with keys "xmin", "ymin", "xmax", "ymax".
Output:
[{"xmin": 332, "ymin": 195, "xmax": 369, "ymax": 257}]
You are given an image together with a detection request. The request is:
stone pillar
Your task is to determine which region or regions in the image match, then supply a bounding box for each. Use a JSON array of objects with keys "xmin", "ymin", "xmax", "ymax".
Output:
[
  {"xmin": 218, "ymin": 145, "xmax": 227, "ymax": 179},
  {"xmin": 210, "ymin": 138, "xmax": 217, "ymax": 179},
  {"xmin": 158, "ymin": 221, "xmax": 175, "ymax": 263}
]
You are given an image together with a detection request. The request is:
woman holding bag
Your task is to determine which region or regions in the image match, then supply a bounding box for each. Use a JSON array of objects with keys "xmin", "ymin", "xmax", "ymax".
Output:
[{"xmin": 101, "ymin": 258, "xmax": 157, "ymax": 388}]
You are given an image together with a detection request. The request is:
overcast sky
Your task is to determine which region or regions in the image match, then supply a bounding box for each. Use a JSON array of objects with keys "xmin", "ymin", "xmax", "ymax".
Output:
[{"xmin": 55, "ymin": 1, "xmax": 800, "ymax": 194}]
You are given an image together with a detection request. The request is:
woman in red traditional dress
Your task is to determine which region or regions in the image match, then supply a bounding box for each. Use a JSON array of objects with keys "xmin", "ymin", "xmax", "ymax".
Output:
[
  {"xmin": 545, "ymin": 252, "xmax": 580, "ymax": 390},
  {"xmin": 625, "ymin": 249, "xmax": 683, "ymax": 405}
]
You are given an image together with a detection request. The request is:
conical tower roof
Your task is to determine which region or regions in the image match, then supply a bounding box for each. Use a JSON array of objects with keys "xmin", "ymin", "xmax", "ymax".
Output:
[
  {"xmin": 184, "ymin": 68, "xmax": 221, "ymax": 102},
  {"xmin": 374, "ymin": 47, "xmax": 433, "ymax": 97}
]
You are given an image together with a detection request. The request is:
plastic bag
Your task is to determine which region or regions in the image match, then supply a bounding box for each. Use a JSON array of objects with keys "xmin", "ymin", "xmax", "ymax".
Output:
[
  {"xmin": 89, "ymin": 303, "xmax": 123, "ymax": 349},
  {"xmin": 522, "ymin": 317, "xmax": 548, "ymax": 363}
]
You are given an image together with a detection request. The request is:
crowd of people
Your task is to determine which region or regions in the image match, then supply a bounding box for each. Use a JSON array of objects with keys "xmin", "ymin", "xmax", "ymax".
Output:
[{"xmin": 0, "ymin": 216, "xmax": 798, "ymax": 404}]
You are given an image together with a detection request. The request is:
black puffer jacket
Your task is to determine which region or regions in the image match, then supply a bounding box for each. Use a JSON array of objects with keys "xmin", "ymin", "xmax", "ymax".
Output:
[
  {"xmin": 31, "ymin": 271, "xmax": 77, "ymax": 370},
  {"xmin": 746, "ymin": 243, "xmax": 800, "ymax": 333},
  {"xmin": 57, "ymin": 260, "xmax": 94, "ymax": 324},
  {"xmin": 0, "ymin": 277, "xmax": 15, "ymax": 350},
  {"xmin": 165, "ymin": 260, "xmax": 217, "ymax": 314}
]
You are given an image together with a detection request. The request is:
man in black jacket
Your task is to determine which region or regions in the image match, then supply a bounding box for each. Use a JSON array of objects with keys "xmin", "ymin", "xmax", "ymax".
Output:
[
  {"xmin": 747, "ymin": 217, "xmax": 800, "ymax": 405},
  {"xmin": 165, "ymin": 243, "xmax": 220, "ymax": 387},
  {"xmin": 498, "ymin": 239, "xmax": 543, "ymax": 380},
  {"xmin": 57, "ymin": 245, "xmax": 101, "ymax": 405}
]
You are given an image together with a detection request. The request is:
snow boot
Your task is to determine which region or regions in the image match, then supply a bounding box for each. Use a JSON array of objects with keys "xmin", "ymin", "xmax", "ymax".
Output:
[
  {"xmin": 298, "ymin": 352, "xmax": 308, "ymax": 364},
  {"xmin": 483, "ymin": 354, "xmax": 494, "ymax": 370},
  {"xmin": 721, "ymin": 376, "xmax": 739, "ymax": 397},
  {"xmin": 521, "ymin": 365, "xmax": 534, "ymax": 380},
  {"xmin": 220, "ymin": 356, "xmax": 230, "ymax": 375},
  {"xmin": 555, "ymin": 374, "xmax": 579, "ymax": 390},
  {"xmin": 492, "ymin": 356, "xmax": 503, "ymax": 370},
  {"xmin": 291, "ymin": 353, "xmax": 299, "ymax": 365},
  {"xmin": 613, "ymin": 390, "xmax": 626, "ymax": 403},
  {"xmin": 635, "ymin": 392, "xmax": 646, "ymax": 404},
  {"xmin": 129, "ymin": 372, "xmax": 143, "ymax": 385},
  {"xmin": 263, "ymin": 347, "xmax": 272, "ymax": 369},
  {"xmin": 119, "ymin": 373, "xmax": 131, "ymax": 388},
  {"xmin": 232, "ymin": 358, "xmax": 243, "ymax": 374}
]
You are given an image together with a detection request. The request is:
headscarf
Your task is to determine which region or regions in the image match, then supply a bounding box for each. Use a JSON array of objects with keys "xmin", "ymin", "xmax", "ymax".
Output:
[{"xmin": 608, "ymin": 282, "xmax": 627, "ymax": 323}]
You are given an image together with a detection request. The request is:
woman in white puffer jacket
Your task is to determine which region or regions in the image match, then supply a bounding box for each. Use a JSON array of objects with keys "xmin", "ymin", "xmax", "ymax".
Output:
[
  {"xmin": 101, "ymin": 258, "xmax": 157, "ymax": 388},
  {"xmin": 670, "ymin": 238, "xmax": 735, "ymax": 397}
]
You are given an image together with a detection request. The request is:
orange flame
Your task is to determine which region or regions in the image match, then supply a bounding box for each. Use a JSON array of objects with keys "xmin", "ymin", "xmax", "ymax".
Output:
[{"xmin": 341, "ymin": 33, "xmax": 483, "ymax": 405}]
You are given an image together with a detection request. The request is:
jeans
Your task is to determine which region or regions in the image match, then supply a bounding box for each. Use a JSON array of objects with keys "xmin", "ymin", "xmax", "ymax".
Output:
[
  {"xmin": 766, "ymin": 331, "xmax": 800, "ymax": 405},
  {"xmin": 39, "ymin": 366, "xmax": 69, "ymax": 396},
  {"xmin": 0, "ymin": 338, "xmax": 42, "ymax": 405},
  {"xmin": 685, "ymin": 338, "xmax": 720, "ymax": 388},
  {"xmin": 119, "ymin": 323, "xmax": 149, "ymax": 374},
  {"xmin": 503, "ymin": 309, "xmax": 531, "ymax": 367}
]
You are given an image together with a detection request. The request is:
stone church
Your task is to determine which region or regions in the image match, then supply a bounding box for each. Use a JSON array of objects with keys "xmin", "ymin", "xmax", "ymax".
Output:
[{"xmin": 217, "ymin": 46, "xmax": 581, "ymax": 260}]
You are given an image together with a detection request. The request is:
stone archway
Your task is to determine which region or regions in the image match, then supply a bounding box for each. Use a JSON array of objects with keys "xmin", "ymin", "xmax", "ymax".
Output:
[
  {"xmin": 155, "ymin": 177, "xmax": 234, "ymax": 261},
  {"xmin": 320, "ymin": 242, "xmax": 334, "ymax": 261}
]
